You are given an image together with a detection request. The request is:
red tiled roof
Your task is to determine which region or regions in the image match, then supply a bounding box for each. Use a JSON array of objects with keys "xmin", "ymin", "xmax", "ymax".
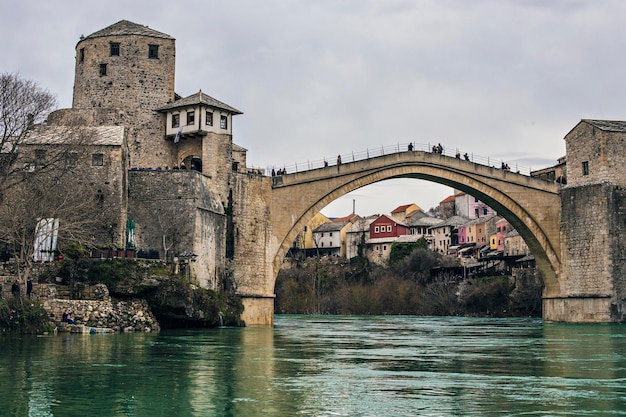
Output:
[
  {"xmin": 332, "ymin": 213, "xmax": 357, "ymax": 223},
  {"xmin": 391, "ymin": 204, "xmax": 416, "ymax": 213}
]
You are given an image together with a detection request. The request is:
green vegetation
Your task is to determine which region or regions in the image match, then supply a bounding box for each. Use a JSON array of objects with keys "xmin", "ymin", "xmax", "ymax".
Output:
[
  {"xmin": 0, "ymin": 298, "xmax": 53, "ymax": 334},
  {"xmin": 276, "ymin": 249, "xmax": 542, "ymax": 317}
]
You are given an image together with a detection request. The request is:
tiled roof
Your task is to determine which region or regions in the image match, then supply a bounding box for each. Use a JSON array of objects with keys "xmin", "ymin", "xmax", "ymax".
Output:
[
  {"xmin": 433, "ymin": 215, "xmax": 468, "ymax": 228},
  {"xmin": 374, "ymin": 214, "xmax": 408, "ymax": 227},
  {"xmin": 581, "ymin": 119, "xmax": 626, "ymax": 133},
  {"xmin": 391, "ymin": 203, "xmax": 421, "ymax": 213},
  {"xmin": 408, "ymin": 216, "xmax": 443, "ymax": 227},
  {"xmin": 233, "ymin": 143, "xmax": 247, "ymax": 152},
  {"xmin": 83, "ymin": 20, "xmax": 173, "ymax": 41},
  {"xmin": 332, "ymin": 213, "xmax": 357, "ymax": 223},
  {"xmin": 440, "ymin": 195, "xmax": 456, "ymax": 204},
  {"xmin": 22, "ymin": 125, "xmax": 124, "ymax": 146},
  {"xmin": 314, "ymin": 221, "xmax": 347, "ymax": 233},
  {"xmin": 156, "ymin": 90, "xmax": 243, "ymax": 114}
]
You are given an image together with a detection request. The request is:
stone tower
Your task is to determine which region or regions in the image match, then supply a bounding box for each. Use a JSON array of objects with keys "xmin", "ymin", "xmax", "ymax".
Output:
[
  {"xmin": 551, "ymin": 119, "xmax": 626, "ymax": 321},
  {"xmin": 72, "ymin": 20, "xmax": 177, "ymax": 168}
]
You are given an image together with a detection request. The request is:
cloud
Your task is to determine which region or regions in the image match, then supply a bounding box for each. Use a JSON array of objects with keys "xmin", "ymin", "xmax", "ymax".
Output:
[{"xmin": 2, "ymin": 0, "xmax": 625, "ymax": 215}]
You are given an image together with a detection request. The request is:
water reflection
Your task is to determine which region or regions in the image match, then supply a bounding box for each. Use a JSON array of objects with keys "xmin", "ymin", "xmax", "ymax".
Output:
[{"xmin": 1, "ymin": 317, "xmax": 626, "ymax": 416}]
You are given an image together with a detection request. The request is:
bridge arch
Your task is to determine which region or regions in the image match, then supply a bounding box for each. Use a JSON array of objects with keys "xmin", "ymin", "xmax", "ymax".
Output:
[{"xmin": 269, "ymin": 152, "xmax": 562, "ymax": 297}]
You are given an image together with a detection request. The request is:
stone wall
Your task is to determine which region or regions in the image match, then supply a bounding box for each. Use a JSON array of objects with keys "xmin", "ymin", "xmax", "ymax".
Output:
[
  {"xmin": 73, "ymin": 31, "xmax": 177, "ymax": 172},
  {"xmin": 43, "ymin": 295, "xmax": 159, "ymax": 333},
  {"xmin": 558, "ymin": 183, "xmax": 626, "ymax": 321},
  {"xmin": 565, "ymin": 122, "xmax": 626, "ymax": 187},
  {"xmin": 230, "ymin": 172, "xmax": 275, "ymax": 325},
  {"xmin": 128, "ymin": 170, "xmax": 226, "ymax": 289}
]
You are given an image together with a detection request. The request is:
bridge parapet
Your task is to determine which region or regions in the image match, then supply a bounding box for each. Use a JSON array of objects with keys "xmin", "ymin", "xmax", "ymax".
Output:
[
  {"xmin": 273, "ymin": 150, "xmax": 559, "ymax": 194},
  {"xmin": 270, "ymin": 142, "xmax": 536, "ymax": 178}
]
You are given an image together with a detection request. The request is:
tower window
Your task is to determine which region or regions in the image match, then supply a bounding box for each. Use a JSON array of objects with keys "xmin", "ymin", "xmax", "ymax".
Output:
[
  {"xmin": 148, "ymin": 44, "xmax": 159, "ymax": 59},
  {"xmin": 110, "ymin": 42, "xmax": 120, "ymax": 56},
  {"xmin": 92, "ymin": 153, "xmax": 104, "ymax": 166},
  {"xmin": 171, "ymin": 114, "xmax": 180, "ymax": 128},
  {"xmin": 99, "ymin": 63, "xmax": 107, "ymax": 76},
  {"xmin": 206, "ymin": 111, "xmax": 213, "ymax": 126},
  {"xmin": 35, "ymin": 149, "xmax": 47, "ymax": 168},
  {"xmin": 79, "ymin": 48, "xmax": 85, "ymax": 63},
  {"xmin": 187, "ymin": 111, "xmax": 195, "ymax": 126},
  {"xmin": 220, "ymin": 115, "xmax": 228, "ymax": 129},
  {"xmin": 582, "ymin": 161, "xmax": 589, "ymax": 176}
]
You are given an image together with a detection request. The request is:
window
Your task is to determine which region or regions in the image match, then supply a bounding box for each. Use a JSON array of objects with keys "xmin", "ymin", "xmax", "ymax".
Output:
[
  {"xmin": 387, "ymin": 225, "xmax": 392, "ymax": 232},
  {"xmin": 206, "ymin": 111, "xmax": 213, "ymax": 126},
  {"xmin": 374, "ymin": 226, "xmax": 379, "ymax": 233},
  {"xmin": 483, "ymin": 207, "xmax": 488, "ymax": 215},
  {"xmin": 220, "ymin": 115, "xmax": 228, "ymax": 129},
  {"xmin": 66, "ymin": 152, "xmax": 78, "ymax": 167},
  {"xmin": 148, "ymin": 44, "xmax": 159, "ymax": 59},
  {"xmin": 92, "ymin": 153, "xmax": 104, "ymax": 166},
  {"xmin": 171, "ymin": 113, "xmax": 180, "ymax": 128},
  {"xmin": 582, "ymin": 161, "xmax": 589, "ymax": 176},
  {"xmin": 110, "ymin": 42, "xmax": 120, "ymax": 56},
  {"xmin": 383, "ymin": 245, "xmax": 387, "ymax": 251},
  {"xmin": 79, "ymin": 48, "xmax": 85, "ymax": 63},
  {"xmin": 330, "ymin": 232, "xmax": 333, "ymax": 237},
  {"xmin": 187, "ymin": 111, "xmax": 195, "ymax": 126},
  {"xmin": 35, "ymin": 149, "xmax": 46, "ymax": 165},
  {"xmin": 99, "ymin": 63, "xmax": 107, "ymax": 76},
  {"xmin": 95, "ymin": 189, "xmax": 104, "ymax": 205}
]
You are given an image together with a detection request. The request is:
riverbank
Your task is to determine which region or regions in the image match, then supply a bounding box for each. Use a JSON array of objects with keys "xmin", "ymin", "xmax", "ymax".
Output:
[
  {"xmin": 276, "ymin": 253, "xmax": 543, "ymax": 317},
  {"xmin": 0, "ymin": 258, "xmax": 244, "ymax": 334}
]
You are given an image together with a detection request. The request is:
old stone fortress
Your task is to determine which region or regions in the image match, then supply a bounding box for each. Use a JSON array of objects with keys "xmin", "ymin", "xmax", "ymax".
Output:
[{"xmin": 14, "ymin": 19, "xmax": 626, "ymax": 325}]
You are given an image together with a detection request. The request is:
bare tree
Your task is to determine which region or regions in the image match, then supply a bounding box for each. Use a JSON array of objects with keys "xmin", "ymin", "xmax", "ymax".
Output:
[
  {"xmin": 0, "ymin": 160, "xmax": 101, "ymax": 284},
  {"xmin": 0, "ymin": 73, "xmax": 114, "ymax": 288},
  {"xmin": 132, "ymin": 200, "xmax": 193, "ymax": 263},
  {"xmin": 0, "ymin": 72, "xmax": 57, "ymax": 197}
]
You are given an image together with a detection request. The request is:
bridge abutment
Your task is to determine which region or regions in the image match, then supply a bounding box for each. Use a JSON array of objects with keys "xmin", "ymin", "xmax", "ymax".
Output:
[
  {"xmin": 241, "ymin": 295, "xmax": 275, "ymax": 326},
  {"xmin": 552, "ymin": 120, "xmax": 626, "ymax": 322},
  {"xmin": 543, "ymin": 297, "xmax": 614, "ymax": 322}
]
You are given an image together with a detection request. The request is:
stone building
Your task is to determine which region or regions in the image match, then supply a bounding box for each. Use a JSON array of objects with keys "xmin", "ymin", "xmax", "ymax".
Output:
[
  {"xmin": 554, "ymin": 119, "xmax": 626, "ymax": 321},
  {"xmin": 22, "ymin": 20, "xmax": 252, "ymax": 294}
]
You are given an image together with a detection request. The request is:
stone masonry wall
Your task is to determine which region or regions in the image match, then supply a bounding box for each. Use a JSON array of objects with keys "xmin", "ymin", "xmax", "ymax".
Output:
[
  {"xmin": 560, "ymin": 184, "xmax": 614, "ymax": 296},
  {"xmin": 566, "ymin": 122, "xmax": 626, "ymax": 187},
  {"xmin": 43, "ymin": 297, "xmax": 159, "ymax": 333},
  {"xmin": 128, "ymin": 170, "xmax": 226, "ymax": 289},
  {"xmin": 230, "ymin": 172, "xmax": 274, "ymax": 296},
  {"xmin": 73, "ymin": 33, "xmax": 177, "ymax": 173}
]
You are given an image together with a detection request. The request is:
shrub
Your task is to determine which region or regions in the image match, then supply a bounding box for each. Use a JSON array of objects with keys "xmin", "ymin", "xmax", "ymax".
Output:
[{"xmin": 0, "ymin": 299, "xmax": 53, "ymax": 334}]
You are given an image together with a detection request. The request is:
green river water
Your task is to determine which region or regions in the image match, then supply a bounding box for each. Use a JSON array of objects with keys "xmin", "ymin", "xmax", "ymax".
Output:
[{"xmin": 1, "ymin": 315, "xmax": 626, "ymax": 416}]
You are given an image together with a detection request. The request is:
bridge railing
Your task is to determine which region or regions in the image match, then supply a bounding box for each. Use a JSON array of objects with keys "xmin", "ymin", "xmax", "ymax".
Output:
[{"xmin": 265, "ymin": 142, "xmax": 533, "ymax": 176}]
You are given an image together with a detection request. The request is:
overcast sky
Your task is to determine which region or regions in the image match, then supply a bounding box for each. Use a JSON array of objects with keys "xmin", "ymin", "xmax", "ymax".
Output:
[{"xmin": 3, "ymin": 0, "xmax": 626, "ymax": 217}]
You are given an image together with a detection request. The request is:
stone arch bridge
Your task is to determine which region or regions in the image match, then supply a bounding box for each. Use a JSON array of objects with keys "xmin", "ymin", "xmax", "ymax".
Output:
[{"xmin": 238, "ymin": 149, "xmax": 564, "ymax": 324}]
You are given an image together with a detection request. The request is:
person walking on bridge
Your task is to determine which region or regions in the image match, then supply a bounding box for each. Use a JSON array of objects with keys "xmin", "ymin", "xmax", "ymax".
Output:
[{"xmin": 337, "ymin": 154, "xmax": 342, "ymax": 166}]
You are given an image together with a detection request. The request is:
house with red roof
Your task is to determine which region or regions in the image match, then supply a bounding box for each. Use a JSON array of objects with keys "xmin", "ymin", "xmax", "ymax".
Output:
[{"xmin": 390, "ymin": 203, "xmax": 422, "ymax": 223}]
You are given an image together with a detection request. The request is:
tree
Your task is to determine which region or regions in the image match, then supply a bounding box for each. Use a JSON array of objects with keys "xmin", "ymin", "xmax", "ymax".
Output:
[
  {"xmin": 0, "ymin": 159, "xmax": 102, "ymax": 285},
  {"xmin": 0, "ymin": 72, "xmax": 57, "ymax": 197},
  {"xmin": 0, "ymin": 73, "xmax": 104, "ymax": 288}
]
